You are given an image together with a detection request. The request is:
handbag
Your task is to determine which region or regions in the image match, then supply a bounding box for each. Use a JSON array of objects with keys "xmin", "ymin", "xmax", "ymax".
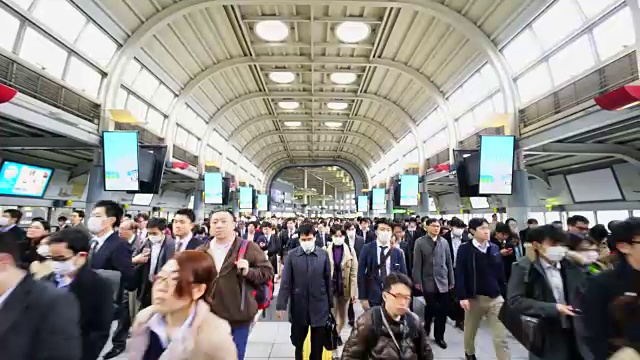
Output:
[
  {"xmin": 324, "ymin": 302, "xmax": 341, "ymax": 350},
  {"xmin": 498, "ymin": 302, "xmax": 546, "ymax": 357}
]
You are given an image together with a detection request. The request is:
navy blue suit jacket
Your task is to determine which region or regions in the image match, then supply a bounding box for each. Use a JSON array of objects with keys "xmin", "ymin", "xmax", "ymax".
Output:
[
  {"xmin": 90, "ymin": 232, "xmax": 135, "ymax": 291},
  {"xmin": 357, "ymin": 242, "xmax": 407, "ymax": 305}
]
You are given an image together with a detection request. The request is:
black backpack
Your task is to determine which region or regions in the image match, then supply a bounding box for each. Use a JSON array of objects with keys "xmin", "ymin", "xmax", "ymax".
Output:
[{"xmin": 366, "ymin": 307, "xmax": 421, "ymax": 357}]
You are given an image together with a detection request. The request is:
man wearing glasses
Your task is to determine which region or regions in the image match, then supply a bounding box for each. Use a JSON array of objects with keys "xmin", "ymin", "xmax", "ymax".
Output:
[{"xmin": 567, "ymin": 215, "xmax": 590, "ymax": 237}]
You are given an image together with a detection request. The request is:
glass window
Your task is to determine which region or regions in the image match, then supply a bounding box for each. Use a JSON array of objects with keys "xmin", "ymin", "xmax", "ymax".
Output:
[
  {"xmin": 502, "ymin": 29, "xmax": 542, "ymax": 74},
  {"xmin": 424, "ymin": 129, "xmax": 448, "ymax": 157},
  {"xmin": 597, "ymin": 210, "xmax": 630, "ymax": 229},
  {"xmin": 464, "ymin": 73, "xmax": 488, "ymax": 103},
  {"xmin": 12, "ymin": 0, "xmax": 34, "ymax": 10},
  {"xmin": 633, "ymin": 210, "xmax": 640, "ymax": 217},
  {"xmin": 457, "ymin": 112, "xmax": 476, "ymax": 139},
  {"xmin": 186, "ymin": 135, "xmax": 199, "ymax": 154},
  {"xmin": 132, "ymin": 68, "xmax": 159, "ymax": 99},
  {"xmin": 125, "ymin": 95, "xmax": 148, "ymax": 123},
  {"xmin": 532, "ymin": 0, "xmax": 583, "ymax": 51},
  {"xmin": 528, "ymin": 212, "xmax": 545, "ymax": 225},
  {"xmin": 175, "ymin": 127, "xmax": 189, "ymax": 147},
  {"xmin": 115, "ymin": 88, "xmax": 128, "ymax": 109},
  {"xmin": 448, "ymin": 87, "xmax": 471, "ymax": 117},
  {"xmin": 516, "ymin": 63, "xmax": 552, "ymax": 104},
  {"xmin": 479, "ymin": 64, "xmax": 499, "ymax": 92},
  {"xmin": 20, "ymin": 28, "xmax": 68, "ymax": 78},
  {"xmin": 576, "ymin": 0, "xmax": 618, "ymax": 18},
  {"xmin": 472, "ymin": 99, "xmax": 494, "ymax": 126},
  {"xmin": 0, "ymin": 8, "xmax": 20, "ymax": 51},
  {"xmin": 151, "ymin": 85, "xmax": 175, "ymax": 113},
  {"xmin": 33, "ymin": 0, "xmax": 86, "ymax": 43},
  {"xmin": 65, "ymin": 57, "xmax": 101, "ymax": 97},
  {"xmin": 145, "ymin": 107, "xmax": 164, "ymax": 135},
  {"xmin": 75, "ymin": 23, "xmax": 118, "ymax": 67},
  {"xmin": 593, "ymin": 7, "xmax": 635, "ymax": 61},
  {"xmin": 544, "ymin": 211, "xmax": 561, "ymax": 224},
  {"xmin": 122, "ymin": 61, "xmax": 141, "ymax": 86},
  {"xmin": 492, "ymin": 92, "xmax": 505, "ymax": 113},
  {"xmin": 548, "ymin": 35, "xmax": 595, "ymax": 85}
]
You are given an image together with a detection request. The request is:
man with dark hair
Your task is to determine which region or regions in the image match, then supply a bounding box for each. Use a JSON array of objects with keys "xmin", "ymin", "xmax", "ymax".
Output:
[
  {"xmin": 134, "ymin": 213, "xmax": 149, "ymax": 240},
  {"xmin": 88, "ymin": 200, "xmax": 134, "ymax": 359},
  {"xmin": 172, "ymin": 208, "xmax": 203, "ymax": 252},
  {"xmin": 357, "ymin": 218, "xmax": 377, "ymax": 244},
  {"xmin": 567, "ymin": 215, "xmax": 590, "ymax": 236},
  {"xmin": 455, "ymin": 218, "xmax": 510, "ymax": 360},
  {"xmin": 443, "ymin": 217, "xmax": 469, "ymax": 330},
  {"xmin": 262, "ymin": 221, "xmax": 281, "ymax": 276},
  {"xmin": 358, "ymin": 218, "xmax": 407, "ymax": 310},
  {"xmin": 1, "ymin": 209, "xmax": 25, "ymax": 240},
  {"xmin": 57, "ymin": 216, "xmax": 69, "ymax": 230},
  {"xmin": 0, "ymin": 232, "xmax": 82, "ymax": 360},
  {"xmin": 493, "ymin": 222, "xmax": 517, "ymax": 280},
  {"xmin": 342, "ymin": 272, "xmax": 433, "ymax": 360},
  {"xmin": 519, "ymin": 218, "xmax": 538, "ymax": 243},
  {"xmin": 277, "ymin": 222, "xmax": 331, "ymax": 360},
  {"xmin": 45, "ymin": 228, "xmax": 114, "ymax": 360},
  {"xmin": 71, "ymin": 209, "xmax": 88, "ymax": 233}
]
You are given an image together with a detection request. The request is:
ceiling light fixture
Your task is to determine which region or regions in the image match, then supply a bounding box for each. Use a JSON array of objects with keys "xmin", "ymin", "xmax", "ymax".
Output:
[
  {"xmin": 327, "ymin": 102, "xmax": 349, "ymax": 110},
  {"xmin": 325, "ymin": 121, "xmax": 343, "ymax": 128},
  {"xmin": 255, "ymin": 20, "xmax": 289, "ymax": 42},
  {"xmin": 335, "ymin": 21, "xmax": 371, "ymax": 43},
  {"xmin": 330, "ymin": 72, "xmax": 357, "ymax": 85},
  {"xmin": 283, "ymin": 121, "xmax": 302, "ymax": 127},
  {"xmin": 278, "ymin": 101, "xmax": 300, "ymax": 110},
  {"xmin": 269, "ymin": 71, "xmax": 295, "ymax": 84}
]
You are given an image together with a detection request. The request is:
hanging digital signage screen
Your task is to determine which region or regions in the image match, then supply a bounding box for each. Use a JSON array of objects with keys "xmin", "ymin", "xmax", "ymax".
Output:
[
  {"xmin": 0, "ymin": 161, "xmax": 53, "ymax": 198},
  {"xmin": 371, "ymin": 188, "xmax": 386, "ymax": 210},
  {"xmin": 400, "ymin": 174, "xmax": 419, "ymax": 206},
  {"xmin": 357, "ymin": 195, "xmax": 369, "ymax": 212},
  {"xmin": 239, "ymin": 186, "xmax": 253, "ymax": 210},
  {"xmin": 479, "ymin": 135, "xmax": 516, "ymax": 195},
  {"xmin": 102, "ymin": 131, "xmax": 139, "ymax": 191},
  {"xmin": 257, "ymin": 194, "xmax": 268, "ymax": 211},
  {"xmin": 204, "ymin": 172, "xmax": 223, "ymax": 204}
]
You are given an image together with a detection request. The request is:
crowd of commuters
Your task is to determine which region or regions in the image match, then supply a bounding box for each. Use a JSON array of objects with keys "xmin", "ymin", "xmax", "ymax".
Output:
[{"xmin": 1, "ymin": 206, "xmax": 640, "ymax": 360}]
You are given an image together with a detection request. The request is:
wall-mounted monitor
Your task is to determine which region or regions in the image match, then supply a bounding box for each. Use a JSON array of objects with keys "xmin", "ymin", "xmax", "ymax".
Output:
[
  {"xmin": 102, "ymin": 131, "xmax": 139, "ymax": 191},
  {"xmin": 428, "ymin": 196, "xmax": 437, "ymax": 212},
  {"xmin": 371, "ymin": 188, "xmax": 386, "ymax": 210},
  {"xmin": 566, "ymin": 168, "xmax": 623, "ymax": 202},
  {"xmin": 400, "ymin": 174, "xmax": 419, "ymax": 206},
  {"xmin": 478, "ymin": 135, "xmax": 516, "ymax": 195},
  {"xmin": 469, "ymin": 197, "xmax": 490, "ymax": 209},
  {"xmin": 357, "ymin": 195, "xmax": 369, "ymax": 212},
  {"xmin": 204, "ymin": 172, "xmax": 223, "ymax": 204},
  {"xmin": 132, "ymin": 193, "xmax": 154, "ymax": 206},
  {"xmin": 239, "ymin": 186, "xmax": 253, "ymax": 210},
  {"xmin": 257, "ymin": 194, "xmax": 268, "ymax": 211},
  {"xmin": 0, "ymin": 161, "xmax": 53, "ymax": 198}
]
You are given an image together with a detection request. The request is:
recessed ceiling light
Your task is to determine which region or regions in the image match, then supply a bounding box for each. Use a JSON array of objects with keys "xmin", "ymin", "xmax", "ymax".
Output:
[
  {"xmin": 255, "ymin": 20, "xmax": 289, "ymax": 42},
  {"xmin": 278, "ymin": 101, "xmax": 300, "ymax": 110},
  {"xmin": 269, "ymin": 71, "xmax": 295, "ymax": 84},
  {"xmin": 330, "ymin": 72, "xmax": 357, "ymax": 85},
  {"xmin": 325, "ymin": 121, "xmax": 343, "ymax": 128},
  {"xmin": 335, "ymin": 21, "xmax": 370, "ymax": 43},
  {"xmin": 283, "ymin": 121, "xmax": 302, "ymax": 127},
  {"xmin": 327, "ymin": 102, "xmax": 349, "ymax": 110}
]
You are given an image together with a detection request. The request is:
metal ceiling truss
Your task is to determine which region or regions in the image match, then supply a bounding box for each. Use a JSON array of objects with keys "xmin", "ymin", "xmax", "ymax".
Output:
[
  {"xmin": 254, "ymin": 141, "xmax": 379, "ymax": 169},
  {"xmin": 525, "ymin": 142, "xmax": 640, "ymax": 168},
  {"xmin": 102, "ymin": 0, "xmax": 518, "ymax": 176}
]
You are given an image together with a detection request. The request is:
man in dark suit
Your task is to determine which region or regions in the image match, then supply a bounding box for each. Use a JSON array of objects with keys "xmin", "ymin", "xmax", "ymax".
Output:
[
  {"xmin": 345, "ymin": 221, "xmax": 365, "ymax": 258},
  {"xmin": 356, "ymin": 218, "xmax": 377, "ymax": 244},
  {"xmin": 315, "ymin": 222, "xmax": 329, "ymax": 248},
  {"xmin": 1, "ymin": 209, "xmax": 27, "ymax": 267},
  {"xmin": 491, "ymin": 222, "xmax": 518, "ymax": 281},
  {"xmin": 0, "ymin": 232, "xmax": 82, "ymax": 360},
  {"xmin": 171, "ymin": 209, "xmax": 204, "ymax": 253},
  {"xmin": 118, "ymin": 219, "xmax": 143, "ymax": 254},
  {"xmin": 45, "ymin": 228, "xmax": 114, "ymax": 360},
  {"xmin": 357, "ymin": 218, "xmax": 407, "ymax": 309},
  {"xmin": 86, "ymin": 200, "xmax": 135, "ymax": 359}
]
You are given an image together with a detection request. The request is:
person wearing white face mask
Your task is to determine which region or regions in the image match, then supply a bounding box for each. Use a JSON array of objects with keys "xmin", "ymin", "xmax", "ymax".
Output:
[
  {"xmin": 505, "ymin": 225, "xmax": 589, "ymax": 360},
  {"xmin": 357, "ymin": 219, "xmax": 407, "ymax": 310}
]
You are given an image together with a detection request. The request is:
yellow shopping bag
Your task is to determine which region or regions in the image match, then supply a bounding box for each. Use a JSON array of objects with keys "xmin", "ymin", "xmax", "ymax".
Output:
[{"xmin": 302, "ymin": 327, "xmax": 334, "ymax": 360}]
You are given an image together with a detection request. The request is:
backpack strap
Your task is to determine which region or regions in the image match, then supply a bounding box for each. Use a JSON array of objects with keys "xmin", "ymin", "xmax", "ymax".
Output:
[
  {"xmin": 237, "ymin": 239, "xmax": 249, "ymax": 311},
  {"xmin": 237, "ymin": 239, "xmax": 249, "ymax": 261},
  {"xmin": 367, "ymin": 307, "xmax": 383, "ymax": 353}
]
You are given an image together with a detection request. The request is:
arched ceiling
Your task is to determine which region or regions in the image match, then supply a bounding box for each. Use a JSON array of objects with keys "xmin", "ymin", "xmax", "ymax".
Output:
[{"xmin": 99, "ymin": 0, "xmax": 526, "ymax": 181}]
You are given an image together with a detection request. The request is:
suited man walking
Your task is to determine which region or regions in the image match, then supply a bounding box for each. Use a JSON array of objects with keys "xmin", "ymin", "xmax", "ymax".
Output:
[
  {"xmin": 86, "ymin": 200, "xmax": 135, "ymax": 360},
  {"xmin": 357, "ymin": 218, "xmax": 407, "ymax": 309},
  {"xmin": 171, "ymin": 209, "xmax": 204, "ymax": 253},
  {"xmin": 0, "ymin": 232, "xmax": 82, "ymax": 360}
]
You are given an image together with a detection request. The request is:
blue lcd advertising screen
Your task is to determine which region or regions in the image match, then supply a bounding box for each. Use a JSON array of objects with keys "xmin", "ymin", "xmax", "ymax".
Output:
[
  {"xmin": 400, "ymin": 174, "xmax": 419, "ymax": 206},
  {"xmin": 0, "ymin": 161, "xmax": 53, "ymax": 198},
  {"xmin": 204, "ymin": 172, "xmax": 223, "ymax": 204},
  {"xmin": 102, "ymin": 131, "xmax": 139, "ymax": 191},
  {"xmin": 239, "ymin": 186, "xmax": 253, "ymax": 210},
  {"xmin": 257, "ymin": 194, "xmax": 268, "ymax": 211},
  {"xmin": 372, "ymin": 188, "xmax": 386, "ymax": 210},
  {"xmin": 357, "ymin": 195, "xmax": 369, "ymax": 212},
  {"xmin": 479, "ymin": 135, "xmax": 516, "ymax": 195}
]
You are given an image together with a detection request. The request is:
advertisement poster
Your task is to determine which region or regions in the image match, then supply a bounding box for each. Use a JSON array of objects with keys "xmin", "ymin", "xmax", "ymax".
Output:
[
  {"xmin": 357, "ymin": 195, "xmax": 369, "ymax": 212},
  {"xmin": 257, "ymin": 194, "xmax": 268, "ymax": 211},
  {"xmin": 204, "ymin": 172, "xmax": 223, "ymax": 204},
  {"xmin": 103, "ymin": 131, "xmax": 139, "ymax": 191},
  {"xmin": 479, "ymin": 136, "xmax": 515, "ymax": 195},
  {"xmin": 372, "ymin": 188, "xmax": 386, "ymax": 210},
  {"xmin": 0, "ymin": 161, "xmax": 52, "ymax": 197},
  {"xmin": 239, "ymin": 186, "xmax": 253, "ymax": 209},
  {"xmin": 400, "ymin": 174, "xmax": 418, "ymax": 206}
]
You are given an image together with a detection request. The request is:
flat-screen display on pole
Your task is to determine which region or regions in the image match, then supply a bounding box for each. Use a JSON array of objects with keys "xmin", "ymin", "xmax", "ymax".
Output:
[
  {"xmin": 479, "ymin": 135, "xmax": 516, "ymax": 195},
  {"xmin": 371, "ymin": 188, "xmax": 386, "ymax": 210},
  {"xmin": 204, "ymin": 172, "xmax": 223, "ymax": 204},
  {"xmin": 0, "ymin": 161, "xmax": 53, "ymax": 198},
  {"xmin": 132, "ymin": 193, "xmax": 154, "ymax": 206},
  {"xmin": 400, "ymin": 174, "xmax": 419, "ymax": 206},
  {"xmin": 357, "ymin": 195, "xmax": 369, "ymax": 212},
  {"xmin": 239, "ymin": 186, "xmax": 253, "ymax": 210},
  {"xmin": 257, "ymin": 194, "xmax": 268, "ymax": 211},
  {"xmin": 103, "ymin": 131, "xmax": 139, "ymax": 191}
]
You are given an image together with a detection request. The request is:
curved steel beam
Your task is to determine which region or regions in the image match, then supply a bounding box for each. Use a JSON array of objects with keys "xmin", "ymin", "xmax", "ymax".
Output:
[
  {"xmin": 239, "ymin": 130, "xmax": 385, "ymax": 156},
  {"xmin": 104, "ymin": 0, "xmax": 518, "ymax": 173},
  {"xmin": 229, "ymin": 114, "xmax": 398, "ymax": 146},
  {"xmin": 254, "ymin": 142, "xmax": 378, "ymax": 169},
  {"xmin": 260, "ymin": 151, "xmax": 370, "ymax": 174}
]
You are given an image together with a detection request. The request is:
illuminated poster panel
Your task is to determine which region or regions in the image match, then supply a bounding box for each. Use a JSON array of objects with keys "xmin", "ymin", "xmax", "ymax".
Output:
[
  {"xmin": 257, "ymin": 194, "xmax": 268, "ymax": 211},
  {"xmin": 357, "ymin": 195, "xmax": 369, "ymax": 212},
  {"xmin": 479, "ymin": 136, "xmax": 516, "ymax": 195},
  {"xmin": 371, "ymin": 188, "xmax": 386, "ymax": 210},
  {"xmin": 204, "ymin": 172, "xmax": 223, "ymax": 204},
  {"xmin": 103, "ymin": 131, "xmax": 139, "ymax": 191},
  {"xmin": 239, "ymin": 186, "xmax": 253, "ymax": 209},
  {"xmin": 400, "ymin": 174, "xmax": 418, "ymax": 206}
]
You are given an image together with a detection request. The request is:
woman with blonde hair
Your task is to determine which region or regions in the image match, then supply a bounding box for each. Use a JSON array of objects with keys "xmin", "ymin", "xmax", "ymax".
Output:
[{"xmin": 128, "ymin": 250, "xmax": 237, "ymax": 360}]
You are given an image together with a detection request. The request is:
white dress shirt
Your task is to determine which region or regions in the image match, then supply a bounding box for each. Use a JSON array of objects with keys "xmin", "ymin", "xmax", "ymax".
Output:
[
  {"xmin": 148, "ymin": 242, "xmax": 163, "ymax": 281},
  {"xmin": 147, "ymin": 305, "xmax": 196, "ymax": 348},
  {"xmin": 451, "ymin": 235, "xmax": 463, "ymax": 263},
  {"xmin": 93, "ymin": 230, "xmax": 114, "ymax": 252},
  {"xmin": 175, "ymin": 232, "xmax": 193, "ymax": 252},
  {"xmin": 376, "ymin": 244, "xmax": 391, "ymax": 276},
  {"xmin": 472, "ymin": 238, "xmax": 489, "ymax": 253},
  {"xmin": 0, "ymin": 284, "xmax": 16, "ymax": 309}
]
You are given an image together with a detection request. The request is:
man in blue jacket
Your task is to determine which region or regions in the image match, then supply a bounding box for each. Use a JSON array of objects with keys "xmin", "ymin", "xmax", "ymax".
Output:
[
  {"xmin": 357, "ymin": 218, "xmax": 407, "ymax": 310},
  {"xmin": 454, "ymin": 217, "xmax": 511, "ymax": 360}
]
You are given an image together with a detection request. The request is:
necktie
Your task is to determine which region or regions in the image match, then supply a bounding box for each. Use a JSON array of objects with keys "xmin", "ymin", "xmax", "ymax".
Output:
[
  {"xmin": 379, "ymin": 246, "xmax": 388, "ymax": 278},
  {"xmin": 88, "ymin": 240, "xmax": 98, "ymax": 267},
  {"xmin": 176, "ymin": 240, "xmax": 182, "ymax": 252}
]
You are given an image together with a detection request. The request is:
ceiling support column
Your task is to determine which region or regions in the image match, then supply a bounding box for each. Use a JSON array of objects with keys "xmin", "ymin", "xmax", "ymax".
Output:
[
  {"xmin": 303, "ymin": 169, "xmax": 308, "ymax": 206},
  {"xmin": 322, "ymin": 179, "xmax": 326, "ymax": 212}
]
